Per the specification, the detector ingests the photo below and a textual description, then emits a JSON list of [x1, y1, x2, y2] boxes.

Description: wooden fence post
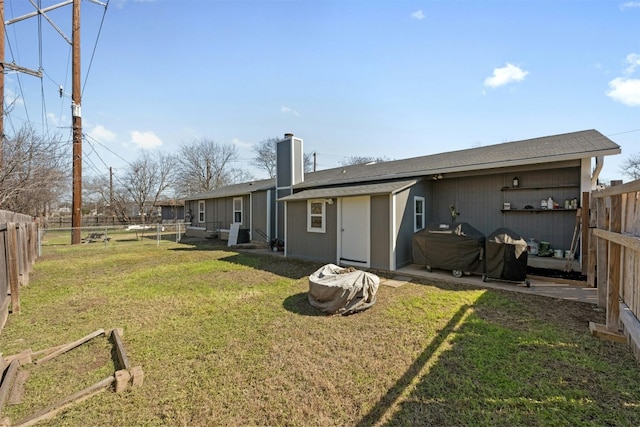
[[19, 224, 29, 287], [587, 194, 597, 288], [607, 192, 622, 331], [596, 197, 608, 308], [581, 192, 590, 275], [6, 223, 20, 315]]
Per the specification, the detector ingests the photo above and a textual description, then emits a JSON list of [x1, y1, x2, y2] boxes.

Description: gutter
[[591, 156, 604, 187]]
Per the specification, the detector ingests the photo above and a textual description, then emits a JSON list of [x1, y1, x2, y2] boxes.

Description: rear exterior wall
[[250, 190, 270, 242], [395, 180, 433, 269], [285, 200, 338, 263], [431, 166, 582, 251]]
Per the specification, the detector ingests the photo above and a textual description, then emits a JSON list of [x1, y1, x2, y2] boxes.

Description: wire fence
[[39, 223, 189, 255]]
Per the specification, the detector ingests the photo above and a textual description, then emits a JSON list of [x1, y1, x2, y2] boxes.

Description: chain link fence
[[39, 223, 189, 255]]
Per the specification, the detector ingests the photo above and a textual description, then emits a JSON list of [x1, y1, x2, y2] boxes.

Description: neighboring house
[[184, 179, 276, 239], [186, 130, 620, 272], [154, 199, 185, 222]]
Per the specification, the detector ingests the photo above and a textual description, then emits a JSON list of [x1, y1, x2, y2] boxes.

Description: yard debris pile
[[308, 264, 379, 316], [81, 233, 110, 243], [0, 328, 142, 426]]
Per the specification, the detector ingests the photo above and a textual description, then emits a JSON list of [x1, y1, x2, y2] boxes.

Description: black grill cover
[[485, 227, 528, 282], [412, 222, 485, 274]]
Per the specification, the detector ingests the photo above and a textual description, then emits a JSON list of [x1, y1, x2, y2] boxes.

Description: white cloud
[[606, 77, 640, 106], [46, 112, 63, 127], [606, 53, 640, 106], [110, 0, 156, 10], [624, 53, 640, 74], [411, 10, 425, 20], [89, 124, 117, 143], [281, 106, 300, 117], [130, 130, 162, 150], [484, 63, 529, 88], [4, 88, 23, 107], [620, 1, 640, 10]]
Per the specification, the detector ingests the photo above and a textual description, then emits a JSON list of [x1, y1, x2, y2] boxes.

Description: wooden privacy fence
[[590, 179, 640, 361], [0, 210, 39, 334]]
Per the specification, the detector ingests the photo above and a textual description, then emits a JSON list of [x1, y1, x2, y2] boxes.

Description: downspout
[[591, 156, 604, 188]]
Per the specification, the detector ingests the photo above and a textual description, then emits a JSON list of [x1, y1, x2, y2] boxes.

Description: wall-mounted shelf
[[501, 208, 579, 213], [501, 184, 579, 192]]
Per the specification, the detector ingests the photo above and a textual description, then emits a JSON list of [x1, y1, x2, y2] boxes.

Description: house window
[[233, 197, 243, 224], [198, 200, 205, 223], [307, 199, 325, 233], [414, 196, 425, 232]]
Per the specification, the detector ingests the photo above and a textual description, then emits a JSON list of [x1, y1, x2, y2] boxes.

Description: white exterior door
[[339, 196, 370, 267]]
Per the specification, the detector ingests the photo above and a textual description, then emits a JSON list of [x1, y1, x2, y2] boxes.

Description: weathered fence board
[[591, 181, 640, 362], [0, 210, 40, 335]]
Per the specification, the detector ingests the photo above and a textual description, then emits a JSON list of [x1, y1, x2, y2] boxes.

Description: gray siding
[[250, 191, 269, 241], [393, 180, 433, 269], [370, 195, 390, 270], [276, 189, 290, 240], [394, 188, 414, 269], [285, 200, 338, 263], [276, 141, 292, 188], [430, 166, 581, 251], [185, 195, 252, 231]]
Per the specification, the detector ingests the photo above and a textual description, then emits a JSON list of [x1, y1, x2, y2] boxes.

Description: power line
[[82, 0, 109, 96], [83, 132, 133, 167], [607, 129, 640, 137]]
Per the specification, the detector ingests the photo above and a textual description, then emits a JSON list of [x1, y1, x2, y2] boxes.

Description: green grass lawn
[[1, 237, 639, 426]]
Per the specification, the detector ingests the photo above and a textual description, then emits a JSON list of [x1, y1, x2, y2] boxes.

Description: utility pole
[[71, 0, 82, 244], [0, 0, 5, 167], [2, 1, 104, 234]]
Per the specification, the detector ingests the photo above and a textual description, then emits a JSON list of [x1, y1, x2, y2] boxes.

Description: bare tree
[[252, 138, 278, 178], [0, 125, 68, 216], [252, 137, 314, 177], [175, 139, 251, 195], [123, 151, 173, 224], [340, 155, 391, 166], [84, 174, 133, 223], [303, 153, 313, 173], [620, 153, 640, 181]]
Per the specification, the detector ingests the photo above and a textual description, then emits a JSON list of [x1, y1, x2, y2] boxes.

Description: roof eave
[[296, 148, 621, 190]]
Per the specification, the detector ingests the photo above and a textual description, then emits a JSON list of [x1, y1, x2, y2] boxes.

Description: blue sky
[[3, 0, 639, 185]]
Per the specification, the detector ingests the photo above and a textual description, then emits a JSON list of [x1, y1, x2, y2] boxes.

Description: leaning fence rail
[[0, 210, 39, 334], [590, 179, 640, 361]]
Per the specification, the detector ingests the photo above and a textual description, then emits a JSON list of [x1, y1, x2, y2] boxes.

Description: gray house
[[186, 130, 620, 272], [154, 199, 185, 222], [184, 178, 276, 240]]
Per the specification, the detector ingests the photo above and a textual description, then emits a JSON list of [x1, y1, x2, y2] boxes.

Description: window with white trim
[[307, 199, 326, 233], [198, 200, 205, 223], [233, 197, 243, 224], [414, 196, 425, 232]]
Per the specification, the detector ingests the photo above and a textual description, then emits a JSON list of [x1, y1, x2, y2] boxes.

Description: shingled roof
[[184, 178, 274, 201], [186, 130, 620, 201], [297, 129, 620, 189]]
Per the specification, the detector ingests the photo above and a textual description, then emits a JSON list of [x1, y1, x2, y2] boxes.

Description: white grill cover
[[308, 264, 379, 315]]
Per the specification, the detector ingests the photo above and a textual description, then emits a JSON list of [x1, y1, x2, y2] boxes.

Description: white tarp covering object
[[308, 264, 380, 315]]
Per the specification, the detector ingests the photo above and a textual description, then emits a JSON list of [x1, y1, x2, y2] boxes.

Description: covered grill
[[482, 227, 529, 286], [412, 222, 485, 278]]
